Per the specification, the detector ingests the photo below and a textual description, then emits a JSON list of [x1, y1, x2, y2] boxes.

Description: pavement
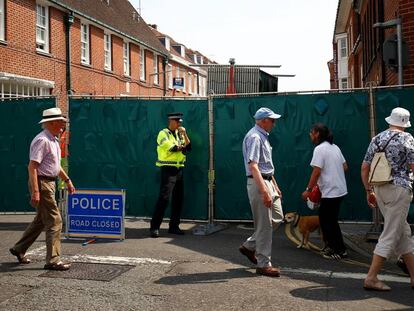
[[0, 214, 413, 311]]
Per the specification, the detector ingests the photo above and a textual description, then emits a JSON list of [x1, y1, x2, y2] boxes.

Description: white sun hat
[[385, 107, 411, 128], [39, 107, 67, 124]]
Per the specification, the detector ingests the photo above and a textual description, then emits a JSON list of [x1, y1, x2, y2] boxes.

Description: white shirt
[[310, 141, 347, 198]]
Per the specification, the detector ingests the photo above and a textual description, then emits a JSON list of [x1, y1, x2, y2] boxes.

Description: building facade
[[332, 0, 414, 89], [150, 25, 211, 97], [0, 0, 177, 110]]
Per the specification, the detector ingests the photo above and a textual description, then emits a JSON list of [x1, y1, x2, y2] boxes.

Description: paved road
[[0, 215, 413, 311]]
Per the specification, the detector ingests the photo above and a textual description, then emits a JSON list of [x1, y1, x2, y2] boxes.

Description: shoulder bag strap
[[378, 132, 400, 152]]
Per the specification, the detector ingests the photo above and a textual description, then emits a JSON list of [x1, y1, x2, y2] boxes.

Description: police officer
[[150, 113, 191, 238]]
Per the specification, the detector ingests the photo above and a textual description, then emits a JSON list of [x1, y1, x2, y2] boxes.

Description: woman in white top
[[302, 123, 348, 259]]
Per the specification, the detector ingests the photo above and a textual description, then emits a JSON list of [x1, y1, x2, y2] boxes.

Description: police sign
[[66, 189, 126, 240]]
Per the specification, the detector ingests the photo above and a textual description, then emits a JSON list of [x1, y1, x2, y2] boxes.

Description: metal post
[[192, 94, 227, 235], [396, 22, 403, 86], [365, 83, 382, 242]]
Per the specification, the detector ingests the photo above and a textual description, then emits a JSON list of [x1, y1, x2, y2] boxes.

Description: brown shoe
[[44, 261, 71, 271], [256, 266, 280, 277], [9, 248, 31, 264], [239, 245, 257, 265]]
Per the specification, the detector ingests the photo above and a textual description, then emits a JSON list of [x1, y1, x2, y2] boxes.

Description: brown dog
[[284, 212, 324, 249]]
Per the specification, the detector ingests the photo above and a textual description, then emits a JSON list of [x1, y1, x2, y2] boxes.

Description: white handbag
[[368, 133, 399, 185]]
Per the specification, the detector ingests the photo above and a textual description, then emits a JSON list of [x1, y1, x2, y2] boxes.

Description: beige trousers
[[374, 183, 414, 259], [243, 179, 284, 268], [13, 179, 62, 264]]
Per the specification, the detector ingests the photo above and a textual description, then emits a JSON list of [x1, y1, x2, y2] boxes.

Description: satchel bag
[[368, 133, 399, 185]]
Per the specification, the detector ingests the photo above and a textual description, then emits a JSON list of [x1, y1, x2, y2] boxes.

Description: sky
[[130, 0, 339, 92]]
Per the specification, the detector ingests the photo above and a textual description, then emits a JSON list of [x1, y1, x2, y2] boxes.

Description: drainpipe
[[162, 58, 168, 96], [65, 12, 74, 95]]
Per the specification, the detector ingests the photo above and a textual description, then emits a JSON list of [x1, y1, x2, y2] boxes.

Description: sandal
[[363, 280, 391, 291], [9, 248, 31, 264], [44, 261, 71, 271]]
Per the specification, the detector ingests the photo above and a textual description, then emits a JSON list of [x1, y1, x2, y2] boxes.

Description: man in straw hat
[[361, 107, 414, 291], [9, 107, 75, 270]]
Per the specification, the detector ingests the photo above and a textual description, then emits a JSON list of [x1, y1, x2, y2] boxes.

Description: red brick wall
[[383, 0, 399, 85], [0, 0, 173, 112], [400, 0, 414, 83]]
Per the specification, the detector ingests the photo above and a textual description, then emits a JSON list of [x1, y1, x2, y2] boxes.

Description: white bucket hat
[[385, 107, 411, 128], [39, 107, 67, 124]]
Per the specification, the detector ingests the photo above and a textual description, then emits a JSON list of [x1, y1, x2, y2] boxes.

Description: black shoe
[[397, 258, 409, 275], [168, 227, 185, 235], [322, 247, 347, 260], [150, 229, 160, 238]]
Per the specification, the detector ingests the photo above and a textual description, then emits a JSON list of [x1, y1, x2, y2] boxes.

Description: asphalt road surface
[[0, 215, 413, 311]]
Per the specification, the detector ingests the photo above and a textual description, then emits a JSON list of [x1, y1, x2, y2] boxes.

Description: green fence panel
[[0, 98, 56, 212], [375, 86, 414, 222], [214, 92, 371, 221], [69, 98, 209, 219]]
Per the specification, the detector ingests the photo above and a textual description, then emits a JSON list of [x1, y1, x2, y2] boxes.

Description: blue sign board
[[173, 77, 184, 89], [66, 189, 126, 240]]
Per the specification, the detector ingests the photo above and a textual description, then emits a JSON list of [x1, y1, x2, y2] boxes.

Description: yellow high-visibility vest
[[156, 129, 186, 167]]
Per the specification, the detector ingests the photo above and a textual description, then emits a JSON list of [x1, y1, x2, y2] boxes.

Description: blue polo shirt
[[242, 124, 274, 176]]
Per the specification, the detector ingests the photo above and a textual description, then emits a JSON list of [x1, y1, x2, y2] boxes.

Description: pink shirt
[[30, 129, 61, 177]]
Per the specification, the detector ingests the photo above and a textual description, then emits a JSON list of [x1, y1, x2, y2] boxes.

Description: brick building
[[0, 0, 213, 111], [331, 0, 414, 89], [149, 25, 212, 97]]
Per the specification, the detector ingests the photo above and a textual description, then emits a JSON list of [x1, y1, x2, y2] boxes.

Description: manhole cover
[[39, 262, 135, 282]]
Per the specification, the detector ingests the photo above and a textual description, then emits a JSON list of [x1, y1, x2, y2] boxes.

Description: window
[[140, 48, 145, 80], [104, 33, 111, 70], [0, 0, 5, 41], [341, 78, 348, 89], [188, 73, 192, 94], [168, 64, 173, 89], [80, 23, 90, 64], [340, 38, 347, 58], [36, 4, 49, 52], [123, 42, 130, 76], [153, 53, 159, 84]]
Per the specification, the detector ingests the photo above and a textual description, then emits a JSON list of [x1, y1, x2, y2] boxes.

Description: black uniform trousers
[[150, 166, 184, 230], [318, 196, 347, 254]]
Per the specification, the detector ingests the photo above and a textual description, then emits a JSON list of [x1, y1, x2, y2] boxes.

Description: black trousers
[[150, 166, 184, 230], [318, 196, 346, 253]]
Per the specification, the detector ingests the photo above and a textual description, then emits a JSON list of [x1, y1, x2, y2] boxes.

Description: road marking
[[66, 254, 172, 265], [26, 246, 171, 265], [26, 246, 46, 256], [282, 267, 410, 284]]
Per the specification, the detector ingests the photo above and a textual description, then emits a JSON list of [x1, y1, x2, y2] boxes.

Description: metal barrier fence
[[2, 87, 414, 228], [65, 85, 414, 224]]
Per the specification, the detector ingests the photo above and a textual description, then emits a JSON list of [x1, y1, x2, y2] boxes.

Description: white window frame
[[0, 0, 5, 41], [140, 47, 146, 81], [36, 4, 49, 53], [168, 64, 173, 89], [104, 33, 112, 71], [340, 38, 347, 58], [153, 53, 159, 85], [80, 23, 90, 64], [188, 72, 192, 94], [123, 42, 130, 76], [182, 69, 186, 93]]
